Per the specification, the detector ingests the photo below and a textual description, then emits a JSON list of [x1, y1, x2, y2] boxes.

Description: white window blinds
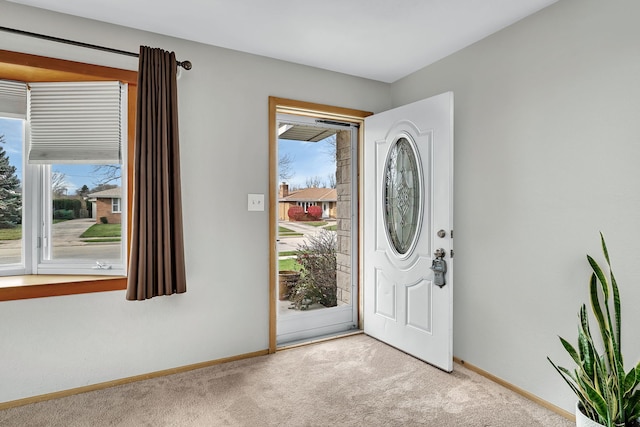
[[0, 79, 27, 117], [28, 81, 126, 164]]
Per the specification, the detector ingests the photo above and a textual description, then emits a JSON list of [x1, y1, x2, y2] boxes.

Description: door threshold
[[277, 329, 363, 351]]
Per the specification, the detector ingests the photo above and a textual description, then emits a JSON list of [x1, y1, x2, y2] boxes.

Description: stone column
[[335, 130, 352, 305]]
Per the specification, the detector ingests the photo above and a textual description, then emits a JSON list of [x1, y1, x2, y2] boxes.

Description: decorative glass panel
[[384, 136, 421, 255]]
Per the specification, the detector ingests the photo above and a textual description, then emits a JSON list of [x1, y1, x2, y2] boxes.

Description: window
[[0, 50, 137, 301], [112, 198, 121, 213], [0, 79, 127, 276], [297, 201, 316, 213]]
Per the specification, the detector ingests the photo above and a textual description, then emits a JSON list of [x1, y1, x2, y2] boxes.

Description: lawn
[[279, 226, 303, 237], [306, 221, 328, 227], [279, 250, 298, 257], [279, 257, 301, 271], [81, 224, 122, 238], [0, 226, 21, 240], [324, 225, 337, 231]]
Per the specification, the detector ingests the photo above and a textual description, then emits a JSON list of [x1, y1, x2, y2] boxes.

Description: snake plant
[[548, 234, 640, 427]]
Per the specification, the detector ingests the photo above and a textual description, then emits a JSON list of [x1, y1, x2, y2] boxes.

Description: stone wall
[[335, 130, 352, 305]]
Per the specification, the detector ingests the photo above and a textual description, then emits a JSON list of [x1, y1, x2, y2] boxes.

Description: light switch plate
[[248, 194, 264, 211]]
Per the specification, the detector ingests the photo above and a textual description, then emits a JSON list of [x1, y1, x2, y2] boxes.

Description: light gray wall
[[0, 1, 390, 403], [392, 0, 640, 412]]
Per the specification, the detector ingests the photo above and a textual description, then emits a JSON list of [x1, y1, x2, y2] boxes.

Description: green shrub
[[53, 209, 74, 220], [100, 216, 108, 224], [53, 199, 81, 218], [289, 229, 337, 310]]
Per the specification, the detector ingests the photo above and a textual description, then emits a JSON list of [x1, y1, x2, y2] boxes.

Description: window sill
[[0, 275, 127, 301]]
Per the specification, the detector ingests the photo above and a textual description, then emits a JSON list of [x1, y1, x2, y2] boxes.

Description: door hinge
[[450, 249, 455, 258]]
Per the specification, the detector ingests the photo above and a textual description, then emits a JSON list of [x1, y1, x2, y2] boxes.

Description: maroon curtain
[[126, 46, 186, 300]]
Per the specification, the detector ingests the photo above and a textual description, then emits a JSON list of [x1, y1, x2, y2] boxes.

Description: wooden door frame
[[268, 97, 372, 353]]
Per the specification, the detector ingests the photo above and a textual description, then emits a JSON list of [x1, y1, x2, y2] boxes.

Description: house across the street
[[86, 187, 122, 224], [278, 182, 336, 220]]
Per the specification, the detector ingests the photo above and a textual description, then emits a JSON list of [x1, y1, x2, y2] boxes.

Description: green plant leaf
[[600, 232, 610, 266], [559, 336, 580, 365], [583, 379, 609, 422], [589, 273, 608, 336], [588, 254, 609, 301], [611, 269, 622, 353], [578, 305, 599, 379], [550, 235, 639, 427], [548, 357, 585, 400], [589, 272, 616, 371], [626, 390, 640, 421], [625, 366, 639, 397]]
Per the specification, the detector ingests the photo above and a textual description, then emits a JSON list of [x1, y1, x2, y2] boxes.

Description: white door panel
[[364, 92, 453, 371]]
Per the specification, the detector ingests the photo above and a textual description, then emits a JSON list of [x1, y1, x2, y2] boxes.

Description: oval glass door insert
[[384, 135, 422, 256]]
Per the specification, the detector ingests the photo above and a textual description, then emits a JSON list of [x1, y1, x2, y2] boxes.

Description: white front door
[[363, 92, 454, 371]]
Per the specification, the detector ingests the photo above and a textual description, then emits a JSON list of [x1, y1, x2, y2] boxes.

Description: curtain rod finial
[[179, 60, 192, 71]]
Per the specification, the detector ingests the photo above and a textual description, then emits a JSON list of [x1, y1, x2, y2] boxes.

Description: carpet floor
[[0, 334, 573, 426]]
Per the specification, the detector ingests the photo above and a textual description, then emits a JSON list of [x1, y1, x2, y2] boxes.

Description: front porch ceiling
[[278, 124, 337, 142]]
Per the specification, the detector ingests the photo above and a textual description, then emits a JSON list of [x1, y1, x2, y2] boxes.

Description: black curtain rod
[[0, 26, 193, 70]]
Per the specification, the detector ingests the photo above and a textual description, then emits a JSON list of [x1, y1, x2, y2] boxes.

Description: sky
[[0, 117, 118, 195], [278, 136, 336, 188]]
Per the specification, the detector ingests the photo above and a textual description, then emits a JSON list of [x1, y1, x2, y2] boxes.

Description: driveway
[[52, 218, 95, 245]]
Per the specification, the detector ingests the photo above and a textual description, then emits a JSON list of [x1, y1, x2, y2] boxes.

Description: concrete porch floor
[[278, 298, 348, 316]]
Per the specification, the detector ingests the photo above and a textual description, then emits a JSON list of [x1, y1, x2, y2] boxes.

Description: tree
[[279, 153, 295, 182], [92, 165, 121, 186], [304, 176, 325, 188], [0, 135, 22, 229], [51, 171, 69, 197], [76, 184, 90, 198], [323, 134, 337, 160], [327, 173, 336, 189]]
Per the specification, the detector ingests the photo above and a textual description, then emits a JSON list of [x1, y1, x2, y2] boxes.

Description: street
[[277, 220, 335, 252], [0, 218, 121, 264]]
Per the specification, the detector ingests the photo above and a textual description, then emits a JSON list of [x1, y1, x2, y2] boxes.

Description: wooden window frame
[[0, 49, 137, 301]]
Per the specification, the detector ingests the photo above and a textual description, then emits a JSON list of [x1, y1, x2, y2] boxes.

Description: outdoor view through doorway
[[275, 113, 358, 345]]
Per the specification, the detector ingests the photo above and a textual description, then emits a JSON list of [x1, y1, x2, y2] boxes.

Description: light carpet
[[0, 334, 572, 426]]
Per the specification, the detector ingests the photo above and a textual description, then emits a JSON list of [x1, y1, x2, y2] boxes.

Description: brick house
[[278, 183, 336, 221], [87, 187, 122, 224]]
